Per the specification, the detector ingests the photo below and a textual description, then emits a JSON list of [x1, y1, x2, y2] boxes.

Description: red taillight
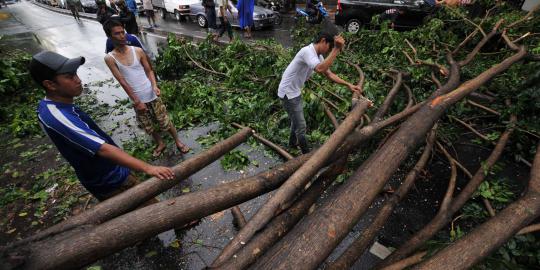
[[337, 0, 341, 12]]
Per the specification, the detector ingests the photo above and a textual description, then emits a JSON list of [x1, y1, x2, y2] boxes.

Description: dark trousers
[[68, 5, 80, 20], [282, 95, 309, 153], [217, 16, 233, 39], [206, 7, 217, 30]]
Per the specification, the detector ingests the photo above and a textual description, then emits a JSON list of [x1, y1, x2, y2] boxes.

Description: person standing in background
[[142, 0, 158, 28], [202, 0, 217, 36], [67, 0, 81, 21], [237, 0, 254, 38], [117, 0, 139, 34], [214, 0, 233, 42]]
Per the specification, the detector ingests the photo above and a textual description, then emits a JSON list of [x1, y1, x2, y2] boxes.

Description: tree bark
[[211, 98, 371, 266], [216, 158, 347, 270], [379, 113, 517, 267], [250, 46, 527, 270], [326, 128, 436, 270], [6, 127, 254, 249], [413, 145, 540, 270], [10, 153, 311, 270], [231, 206, 247, 229]]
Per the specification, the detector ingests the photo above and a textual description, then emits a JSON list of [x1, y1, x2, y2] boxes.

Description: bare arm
[[314, 48, 340, 74], [138, 47, 158, 90], [97, 143, 175, 180]]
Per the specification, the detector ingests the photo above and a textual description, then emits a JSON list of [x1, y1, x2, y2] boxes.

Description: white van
[[152, 0, 199, 21]]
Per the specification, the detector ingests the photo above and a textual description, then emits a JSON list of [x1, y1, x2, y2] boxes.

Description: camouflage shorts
[[135, 97, 173, 134]]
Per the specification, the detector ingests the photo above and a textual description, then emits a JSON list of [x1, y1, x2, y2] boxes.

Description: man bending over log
[[31, 51, 175, 201], [277, 32, 361, 153]]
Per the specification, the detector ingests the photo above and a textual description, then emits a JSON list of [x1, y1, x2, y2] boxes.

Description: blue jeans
[[282, 95, 309, 152]]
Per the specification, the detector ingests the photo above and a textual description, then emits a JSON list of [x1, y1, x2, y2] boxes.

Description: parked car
[[334, 0, 436, 33], [47, 0, 59, 6], [189, 0, 277, 29], [80, 0, 98, 12], [152, 0, 199, 21]]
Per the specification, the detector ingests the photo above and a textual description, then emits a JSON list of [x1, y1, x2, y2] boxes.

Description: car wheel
[[197, 14, 207, 28], [346, 19, 361, 34], [160, 8, 167, 19], [175, 10, 182, 21], [274, 13, 282, 25]]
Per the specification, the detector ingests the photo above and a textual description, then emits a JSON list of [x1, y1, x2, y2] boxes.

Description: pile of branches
[[2, 2, 540, 269]]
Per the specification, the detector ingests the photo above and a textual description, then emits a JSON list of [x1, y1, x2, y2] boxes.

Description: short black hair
[[314, 32, 334, 48], [103, 19, 124, 37]]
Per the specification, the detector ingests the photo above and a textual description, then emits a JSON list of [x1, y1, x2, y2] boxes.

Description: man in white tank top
[[103, 20, 190, 157]]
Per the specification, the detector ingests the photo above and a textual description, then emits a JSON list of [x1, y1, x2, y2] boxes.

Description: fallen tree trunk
[[216, 158, 347, 270], [250, 41, 526, 270], [9, 154, 311, 270], [413, 144, 540, 270], [212, 98, 372, 266], [326, 127, 436, 270], [379, 113, 517, 267], [6, 127, 254, 249]]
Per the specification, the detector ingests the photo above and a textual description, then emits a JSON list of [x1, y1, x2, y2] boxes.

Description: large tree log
[[413, 144, 540, 270], [9, 153, 311, 270], [326, 128, 436, 270], [379, 113, 517, 267], [216, 158, 347, 270], [250, 43, 527, 270], [6, 128, 254, 249], [211, 98, 372, 266]]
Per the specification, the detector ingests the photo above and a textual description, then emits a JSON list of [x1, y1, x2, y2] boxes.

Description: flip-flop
[[177, 144, 190, 154], [152, 145, 166, 157]]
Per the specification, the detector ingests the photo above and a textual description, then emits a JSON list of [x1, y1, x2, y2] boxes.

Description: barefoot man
[[103, 20, 190, 157]]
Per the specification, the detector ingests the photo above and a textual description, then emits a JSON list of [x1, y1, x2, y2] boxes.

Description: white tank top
[[108, 46, 157, 104]]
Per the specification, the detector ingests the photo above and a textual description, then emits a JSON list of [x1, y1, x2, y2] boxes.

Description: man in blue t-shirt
[[30, 50, 175, 200]]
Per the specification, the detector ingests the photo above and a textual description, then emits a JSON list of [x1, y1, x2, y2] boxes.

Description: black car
[[335, 0, 436, 33]]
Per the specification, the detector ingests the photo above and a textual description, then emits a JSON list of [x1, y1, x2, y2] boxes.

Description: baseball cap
[[29, 51, 85, 85]]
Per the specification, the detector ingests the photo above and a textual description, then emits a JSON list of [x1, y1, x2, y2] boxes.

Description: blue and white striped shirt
[[37, 99, 130, 197]]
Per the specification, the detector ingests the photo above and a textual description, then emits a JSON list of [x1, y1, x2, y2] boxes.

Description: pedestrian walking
[[30, 50, 174, 201], [96, 1, 117, 25], [277, 32, 361, 153], [103, 21, 190, 157], [237, 0, 254, 38], [67, 0, 81, 21], [202, 0, 217, 35], [214, 0, 233, 42], [142, 0, 158, 28], [117, 0, 139, 34], [125, 0, 138, 16]]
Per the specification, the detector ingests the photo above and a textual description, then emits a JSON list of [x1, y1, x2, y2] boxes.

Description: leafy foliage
[[0, 51, 43, 137]]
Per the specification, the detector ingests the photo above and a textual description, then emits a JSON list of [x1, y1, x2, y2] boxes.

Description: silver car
[[189, 0, 277, 30]]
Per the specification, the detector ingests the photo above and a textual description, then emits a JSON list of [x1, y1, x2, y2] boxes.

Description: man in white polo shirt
[[277, 32, 361, 153]]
